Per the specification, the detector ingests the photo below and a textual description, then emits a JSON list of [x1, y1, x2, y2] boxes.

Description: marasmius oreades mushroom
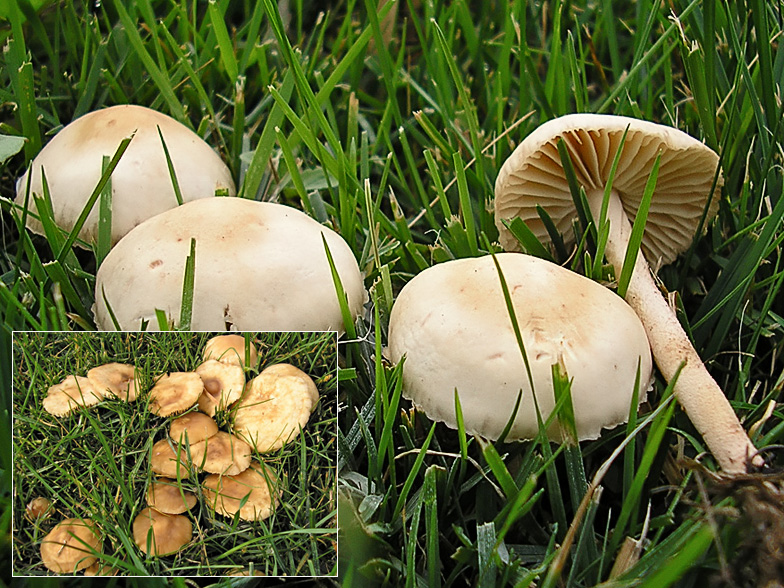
[[386, 253, 653, 441], [494, 113, 759, 473]]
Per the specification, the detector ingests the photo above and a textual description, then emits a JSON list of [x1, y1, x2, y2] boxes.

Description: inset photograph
[[12, 331, 337, 577]]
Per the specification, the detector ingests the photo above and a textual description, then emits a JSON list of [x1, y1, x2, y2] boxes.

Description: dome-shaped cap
[[15, 105, 234, 247], [40, 518, 102, 573], [387, 253, 653, 441], [494, 114, 722, 266], [203, 334, 258, 368], [132, 507, 192, 556], [87, 363, 139, 401], [146, 479, 197, 515], [203, 461, 280, 521], [169, 412, 219, 445], [93, 198, 367, 331]]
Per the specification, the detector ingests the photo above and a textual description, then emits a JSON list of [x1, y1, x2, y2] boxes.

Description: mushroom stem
[[590, 189, 759, 474]]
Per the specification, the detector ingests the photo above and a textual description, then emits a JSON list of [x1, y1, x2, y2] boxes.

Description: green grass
[[1, 0, 784, 586], [12, 331, 337, 576]]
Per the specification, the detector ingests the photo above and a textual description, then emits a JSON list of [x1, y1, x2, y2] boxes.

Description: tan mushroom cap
[[43, 375, 104, 416], [148, 372, 203, 417], [93, 198, 367, 331], [386, 253, 653, 442], [83, 561, 118, 576], [14, 104, 235, 247], [169, 412, 219, 445], [87, 363, 139, 401], [150, 439, 190, 478], [26, 497, 53, 521], [233, 364, 318, 452], [132, 507, 192, 556], [189, 431, 252, 476], [226, 569, 266, 576], [146, 479, 197, 514], [203, 461, 280, 521], [204, 334, 259, 368], [195, 360, 245, 417], [40, 518, 102, 573], [494, 114, 721, 266]]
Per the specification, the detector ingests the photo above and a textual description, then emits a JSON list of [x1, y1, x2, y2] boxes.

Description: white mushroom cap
[[494, 114, 721, 265], [387, 253, 653, 441], [15, 104, 235, 247], [93, 198, 367, 331]]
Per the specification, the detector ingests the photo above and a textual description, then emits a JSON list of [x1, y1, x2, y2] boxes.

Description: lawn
[[1, 0, 784, 586]]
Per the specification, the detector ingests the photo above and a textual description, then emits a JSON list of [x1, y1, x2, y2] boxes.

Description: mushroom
[[132, 507, 192, 556], [494, 114, 758, 473], [40, 517, 102, 573], [188, 431, 252, 476], [42, 375, 104, 416], [148, 372, 203, 417], [195, 360, 245, 417], [203, 334, 259, 368], [93, 198, 367, 331], [386, 253, 653, 441], [202, 461, 280, 521], [25, 497, 53, 521], [14, 104, 235, 247], [169, 412, 219, 445], [87, 363, 139, 401], [146, 479, 197, 515], [233, 363, 318, 452], [150, 439, 190, 479]]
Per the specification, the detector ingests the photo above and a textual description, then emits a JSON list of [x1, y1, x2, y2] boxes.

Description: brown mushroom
[[86, 363, 139, 401], [203, 461, 280, 521], [169, 412, 219, 445], [40, 518, 102, 573], [194, 360, 245, 417], [189, 431, 252, 476], [203, 334, 259, 369], [132, 507, 192, 556], [146, 479, 197, 515], [26, 497, 53, 522], [148, 372, 203, 417], [150, 439, 190, 479]]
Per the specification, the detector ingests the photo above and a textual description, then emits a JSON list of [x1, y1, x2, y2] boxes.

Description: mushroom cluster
[[31, 333, 325, 574]]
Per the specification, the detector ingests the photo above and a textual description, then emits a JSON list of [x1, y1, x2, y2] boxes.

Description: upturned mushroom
[[204, 334, 259, 369], [40, 517, 102, 573], [494, 114, 759, 473], [14, 104, 234, 247], [233, 363, 318, 452], [87, 363, 139, 401], [195, 360, 245, 417], [387, 253, 652, 441], [93, 198, 366, 331]]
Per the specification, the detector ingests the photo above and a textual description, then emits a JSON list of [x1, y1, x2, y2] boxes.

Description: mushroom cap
[[232, 363, 318, 452], [92, 198, 367, 331], [150, 439, 191, 478], [195, 360, 246, 416], [146, 479, 197, 514], [40, 517, 102, 573], [42, 375, 104, 416], [26, 497, 53, 521], [203, 334, 259, 368], [132, 507, 192, 556], [189, 431, 252, 475], [86, 362, 139, 401], [148, 372, 203, 417], [169, 412, 219, 445], [386, 253, 653, 442], [14, 104, 235, 247], [203, 461, 280, 521], [83, 561, 118, 576], [494, 114, 722, 266]]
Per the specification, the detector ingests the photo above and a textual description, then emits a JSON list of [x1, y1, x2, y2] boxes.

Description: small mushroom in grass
[[148, 372, 203, 417], [93, 198, 367, 331], [132, 507, 192, 556], [25, 497, 53, 521], [189, 431, 252, 476], [169, 412, 219, 445], [233, 364, 318, 452], [40, 518, 102, 573], [203, 461, 280, 521], [87, 363, 139, 401], [204, 334, 259, 369], [43, 375, 104, 416], [495, 113, 759, 472], [14, 104, 234, 248], [386, 254, 653, 442], [146, 479, 197, 515], [150, 439, 190, 479], [195, 360, 245, 417]]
